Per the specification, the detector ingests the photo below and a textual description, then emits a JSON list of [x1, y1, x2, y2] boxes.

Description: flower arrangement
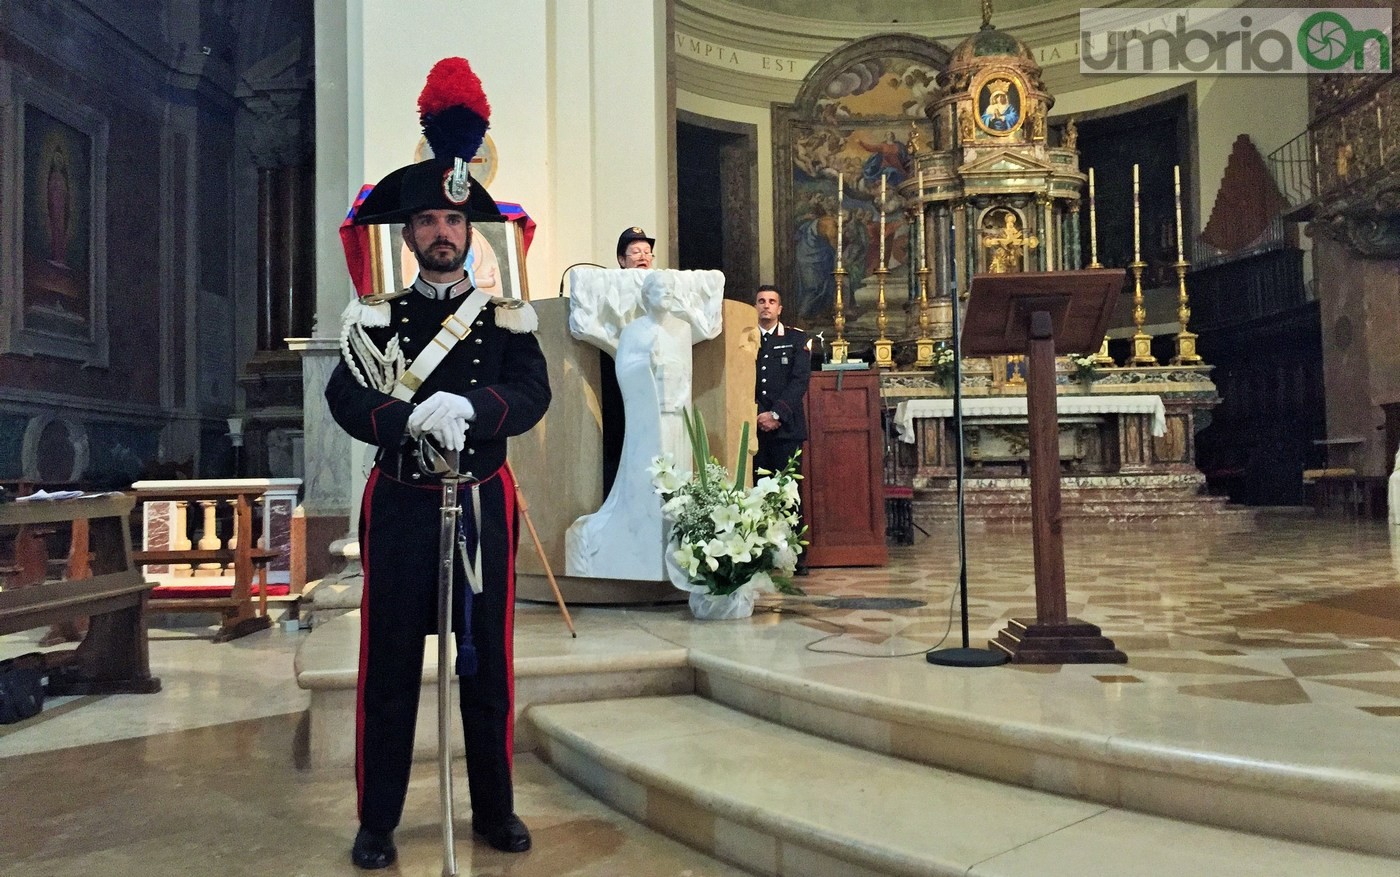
[[1072, 354, 1098, 384], [931, 342, 957, 387], [649, 408, 805, 617]]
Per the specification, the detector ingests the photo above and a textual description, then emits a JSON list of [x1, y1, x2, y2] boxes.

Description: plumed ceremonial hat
[[352, 57, 503, 225], [616, 226, 655, 258]]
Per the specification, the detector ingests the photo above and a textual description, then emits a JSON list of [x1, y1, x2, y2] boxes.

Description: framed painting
[[1, 72, 109, 364], [772, 35, 950, 356], [974, 69, 1025, 137]]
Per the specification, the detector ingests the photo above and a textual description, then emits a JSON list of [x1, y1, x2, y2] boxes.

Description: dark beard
[[410, 238, 467, 274]]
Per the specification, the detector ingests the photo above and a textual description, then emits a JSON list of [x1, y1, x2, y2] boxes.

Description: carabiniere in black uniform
[[753, 322, 812, 478], [325, 274, 550, 846]]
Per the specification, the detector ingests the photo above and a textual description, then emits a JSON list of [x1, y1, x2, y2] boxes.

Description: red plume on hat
[[418, 57, 491, 162]]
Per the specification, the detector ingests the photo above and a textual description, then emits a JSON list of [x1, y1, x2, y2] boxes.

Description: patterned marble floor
[[781, 511, 1400, 710], [1, 510, 1398, 875]]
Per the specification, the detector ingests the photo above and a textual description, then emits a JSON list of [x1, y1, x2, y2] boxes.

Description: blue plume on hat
[[418, 57, 491, 162]]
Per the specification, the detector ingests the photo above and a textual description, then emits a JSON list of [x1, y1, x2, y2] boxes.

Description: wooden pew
[[0, 494, 161, 695]]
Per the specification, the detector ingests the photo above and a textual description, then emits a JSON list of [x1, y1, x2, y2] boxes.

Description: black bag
[[0, 652, 46, 724]]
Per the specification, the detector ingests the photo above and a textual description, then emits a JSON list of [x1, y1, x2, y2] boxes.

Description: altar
[[894, 393, 1167, 480], [882, 369, 1247, 525]]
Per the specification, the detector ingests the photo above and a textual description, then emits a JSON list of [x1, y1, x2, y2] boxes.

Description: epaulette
[[341, 288, 412, 329], [491, 296, 538, 333]]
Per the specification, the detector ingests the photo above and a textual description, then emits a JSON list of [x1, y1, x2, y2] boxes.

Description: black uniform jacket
[[755, 322, 811, 443], [326, 285, 551, 479]]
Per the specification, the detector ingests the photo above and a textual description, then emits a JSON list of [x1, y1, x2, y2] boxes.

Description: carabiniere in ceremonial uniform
[[325, 55, 548, 871], [753, 321, 811, 478]]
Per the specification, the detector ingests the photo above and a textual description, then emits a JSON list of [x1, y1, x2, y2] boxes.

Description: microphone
[[557, 262, 607, 298]]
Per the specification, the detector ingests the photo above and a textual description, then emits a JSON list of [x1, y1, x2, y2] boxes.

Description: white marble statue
[[565, 268, 724, 580], [1390, 446, 1400, 528]]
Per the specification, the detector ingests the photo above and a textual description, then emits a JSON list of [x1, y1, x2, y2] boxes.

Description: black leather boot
[[472, 813, 532, 852], [351, 827, 397, 869]]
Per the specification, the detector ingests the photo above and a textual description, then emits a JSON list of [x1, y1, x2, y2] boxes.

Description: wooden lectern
[[962, 270, 1128, 664], [800, 368, 888, 568]]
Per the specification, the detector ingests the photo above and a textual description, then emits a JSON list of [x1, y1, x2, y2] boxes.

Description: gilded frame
[[972, 68, 1026, 138]]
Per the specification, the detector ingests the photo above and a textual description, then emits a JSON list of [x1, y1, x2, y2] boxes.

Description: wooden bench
[[1303, 470, 1388, 520], [0, 494, 161, 695]]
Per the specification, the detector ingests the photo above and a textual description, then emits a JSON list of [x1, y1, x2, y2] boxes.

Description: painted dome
[[949, 23, 1035, 68]]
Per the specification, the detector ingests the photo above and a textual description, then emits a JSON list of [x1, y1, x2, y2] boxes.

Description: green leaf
[[733, 420, 750, 489]]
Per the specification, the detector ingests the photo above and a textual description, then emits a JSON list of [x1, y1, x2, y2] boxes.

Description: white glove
[[408, 392, 474, 453], [429, 416, 469, 453], [408, 391, 475, 434]]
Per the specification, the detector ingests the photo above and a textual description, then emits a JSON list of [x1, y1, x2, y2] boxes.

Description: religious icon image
[[976, 74, 1022, 135], [980, 208, 1037, 274], [22, 104, 93, 335]]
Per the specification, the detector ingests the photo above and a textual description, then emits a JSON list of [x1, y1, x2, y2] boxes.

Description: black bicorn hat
[[353, 158, 502, 225], [353, 58, 502, 226], [616, 226, 655, 258]]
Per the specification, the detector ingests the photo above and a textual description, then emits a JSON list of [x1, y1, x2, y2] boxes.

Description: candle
[[1088, 168, 1099, 264], [917, 171, 926, 268], [879, 175, 887, 265], [1174, 165, 1184, 260], [1132, 164, 1141, 262], [836, 173, 844, 267]]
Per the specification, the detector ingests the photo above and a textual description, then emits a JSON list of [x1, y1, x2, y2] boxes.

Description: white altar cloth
[[895, 394, 1167, 443]]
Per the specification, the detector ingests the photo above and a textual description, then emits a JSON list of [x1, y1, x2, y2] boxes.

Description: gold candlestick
[[1127, 164, 1155, 365], [1170, 258, 1201, 365], [831, 267, 849, 364], [830, 172, 848, 364], [1128, 258, 1156, 366], [915, 172, 934, 367], [1170, 166, 1201, 365], [1086, 168, 1113, 366], [873, 178, 893, 368]]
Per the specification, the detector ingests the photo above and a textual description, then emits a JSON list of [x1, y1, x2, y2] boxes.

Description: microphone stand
[[926, 279, 1008, 668]]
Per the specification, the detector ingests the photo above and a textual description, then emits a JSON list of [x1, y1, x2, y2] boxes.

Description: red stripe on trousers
[[501, 465, 518, 767], [354, 467, 381, 822]]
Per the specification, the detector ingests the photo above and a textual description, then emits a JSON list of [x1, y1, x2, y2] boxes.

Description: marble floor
[[2, 510, 1398, 875]]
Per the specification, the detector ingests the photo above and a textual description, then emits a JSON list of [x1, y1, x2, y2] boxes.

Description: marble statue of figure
[[565, 268, 725, 581], [1390, 445, 1400, 528]]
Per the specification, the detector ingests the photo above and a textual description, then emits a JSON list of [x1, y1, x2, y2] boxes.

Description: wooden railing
[[130, 478, 302, 642]]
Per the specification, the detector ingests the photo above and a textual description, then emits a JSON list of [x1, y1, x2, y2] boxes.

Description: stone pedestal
[[287, 336, 362, 586]]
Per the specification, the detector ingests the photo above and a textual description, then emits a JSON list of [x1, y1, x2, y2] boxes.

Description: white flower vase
[[688, 588, 756, 620], [665, 541, 759, 620]]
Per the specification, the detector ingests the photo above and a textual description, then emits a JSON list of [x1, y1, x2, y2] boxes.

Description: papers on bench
[[15, 490, 88, 502]]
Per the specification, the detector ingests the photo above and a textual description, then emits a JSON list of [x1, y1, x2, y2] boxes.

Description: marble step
[[293, 608, 694, 768], [685, 652, 1399, 859], [529, 694, 1395, 877]]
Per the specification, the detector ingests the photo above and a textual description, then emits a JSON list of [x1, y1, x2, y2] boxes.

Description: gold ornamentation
[[981, 210, 1038, 274], [908, 122, 928, 156]]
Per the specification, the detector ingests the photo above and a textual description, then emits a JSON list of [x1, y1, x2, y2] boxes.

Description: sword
[[418, 436, 463, 877]]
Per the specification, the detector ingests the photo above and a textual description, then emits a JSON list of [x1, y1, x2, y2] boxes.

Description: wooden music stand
[[962, 270, 1129, 664]]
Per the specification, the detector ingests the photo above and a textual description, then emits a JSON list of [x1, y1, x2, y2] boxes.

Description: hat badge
[[442, 160, 471, 205]]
